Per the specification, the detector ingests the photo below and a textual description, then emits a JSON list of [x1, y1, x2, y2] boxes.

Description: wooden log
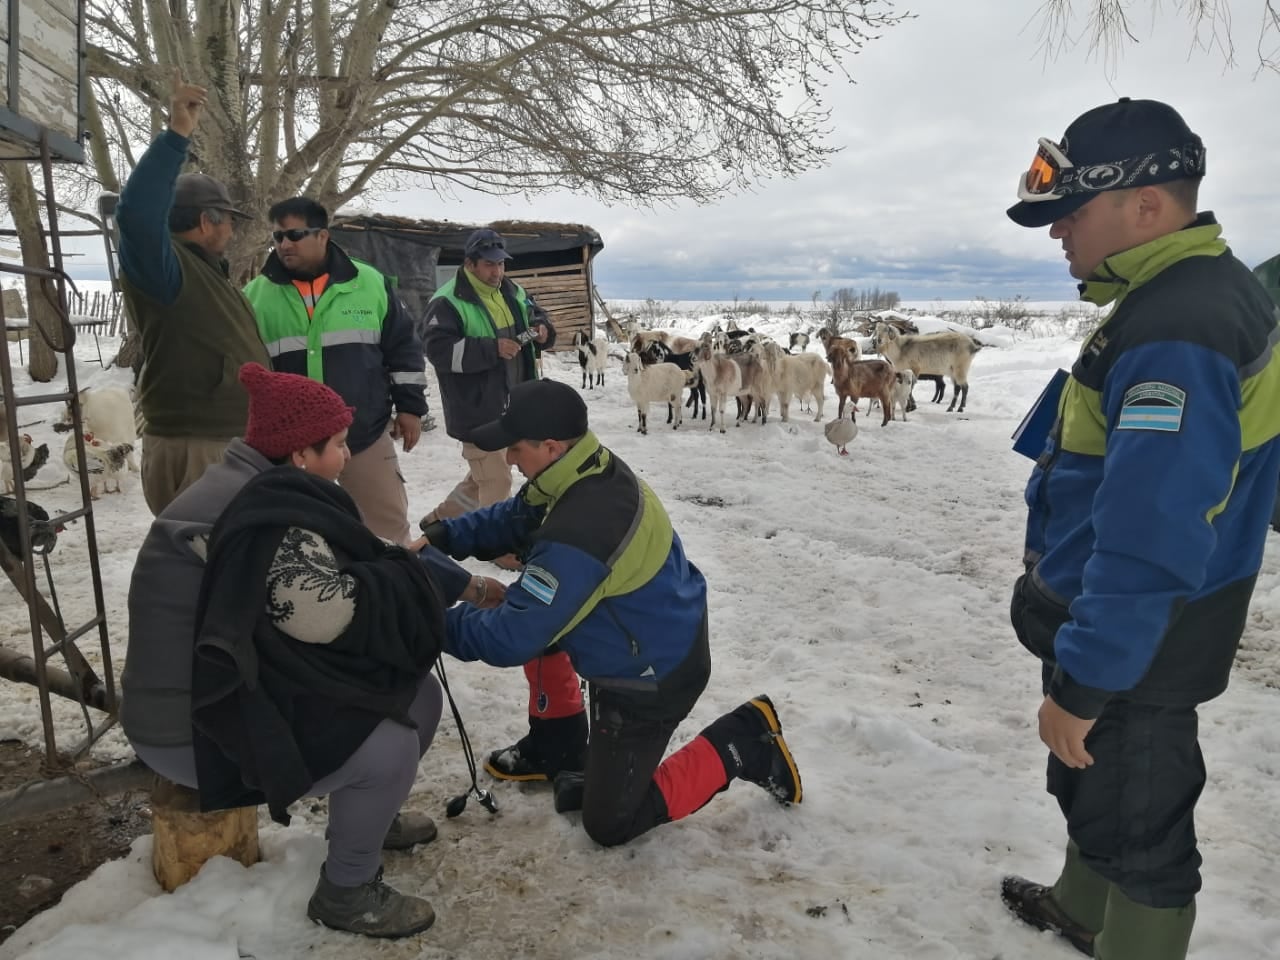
[[150, 776, 259, 892]]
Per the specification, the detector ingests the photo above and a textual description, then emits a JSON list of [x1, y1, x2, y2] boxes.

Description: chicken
[[823, 413, 858, 456], [63, 433, 135, 498], [0, 493, 59, 557], [1, 433, 36, 493]]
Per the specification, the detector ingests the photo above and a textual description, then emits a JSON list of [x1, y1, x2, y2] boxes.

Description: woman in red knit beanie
[[124, 363, 504, 941]]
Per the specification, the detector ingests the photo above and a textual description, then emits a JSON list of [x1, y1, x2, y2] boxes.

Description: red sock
[[653, 735, 730, 821], [524, 651, 584, 719]]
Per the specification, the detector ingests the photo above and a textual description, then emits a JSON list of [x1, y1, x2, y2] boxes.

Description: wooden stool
[[150, 776, 260, 892]]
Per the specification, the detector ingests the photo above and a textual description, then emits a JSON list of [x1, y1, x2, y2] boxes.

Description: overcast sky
[[377, 0, 1280, 303]]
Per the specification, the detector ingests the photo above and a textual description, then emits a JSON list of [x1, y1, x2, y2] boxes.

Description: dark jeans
[[1045, 682, 1205, 909], [579, 685, 695, 847]]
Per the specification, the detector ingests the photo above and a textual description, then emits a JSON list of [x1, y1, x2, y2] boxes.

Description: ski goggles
[[1016, 137, 1206, 203]]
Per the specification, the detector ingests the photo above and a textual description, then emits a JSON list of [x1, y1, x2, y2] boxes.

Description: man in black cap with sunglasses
[[117, 71, 270, 515], [420, 228, 554, 570], [1002, 98, 1280, 960], [244, 197, 428, 544]]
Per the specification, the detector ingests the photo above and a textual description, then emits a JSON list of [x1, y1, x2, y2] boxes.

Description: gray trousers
[[132, 673, 444, 886]]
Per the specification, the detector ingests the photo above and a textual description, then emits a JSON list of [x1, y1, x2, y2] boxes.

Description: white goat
[[571, 330, 608, 389], [624, 352, 687, 435], [694, 342, 743, 433], [890, 369, 917, 421], [872, 324, 983, 413], [777, 352, 830, 422]]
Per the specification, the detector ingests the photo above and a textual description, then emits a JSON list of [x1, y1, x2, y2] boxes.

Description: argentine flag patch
[[1116, 381, 1186, 433], [520, 564, 559, 605]]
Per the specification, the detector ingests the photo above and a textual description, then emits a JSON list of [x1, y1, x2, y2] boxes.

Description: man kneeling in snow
[[418, 378, 802, 846]]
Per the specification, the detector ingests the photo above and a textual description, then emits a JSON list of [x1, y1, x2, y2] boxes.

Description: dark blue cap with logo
[[465, 227, 514, 262], [1007, 98, 1205, 228], [471, 379, 589, 451]]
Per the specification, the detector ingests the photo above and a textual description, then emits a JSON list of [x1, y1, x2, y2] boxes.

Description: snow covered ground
[[1, 316, 1277, 960]]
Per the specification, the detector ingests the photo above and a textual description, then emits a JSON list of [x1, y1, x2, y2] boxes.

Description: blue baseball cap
[[465, 228, 514, 262]]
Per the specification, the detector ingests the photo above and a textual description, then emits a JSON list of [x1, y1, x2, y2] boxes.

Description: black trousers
[[1045, 670, 1206, 909], [579, 682, 703, 848]]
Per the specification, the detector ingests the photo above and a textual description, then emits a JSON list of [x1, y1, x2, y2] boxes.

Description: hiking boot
[[382, 811, 438, 851], [306, 865, 436, 939], [1001, 875, 1096, 956], [484, 713, 589, 782], [701, 694, 803, 805]]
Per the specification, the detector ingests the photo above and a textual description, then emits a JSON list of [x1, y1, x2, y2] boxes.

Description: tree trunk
[[0, 163, 61, 383]]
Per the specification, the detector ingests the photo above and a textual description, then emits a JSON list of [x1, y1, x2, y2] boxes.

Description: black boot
[[485, 712, 589, 782], [1001, 875, 1096, 956], [700, 694, 803, 805], [306, 865, 435, 938]]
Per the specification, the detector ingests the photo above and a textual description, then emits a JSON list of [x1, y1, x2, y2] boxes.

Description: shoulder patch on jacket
[[520, 564, 559, 605], [1116, 381, 1186, 432]]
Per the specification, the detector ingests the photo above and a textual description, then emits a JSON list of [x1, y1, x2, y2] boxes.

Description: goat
[[872, 324, 982, 413], [817, 328, 862, 363], [624, 352, 687, 435], [630, 331, 672, 354], [694, 342, 743, 433], [640, 339, 706, 421], [776, 352, 830, 422], [890, 370, 917, 422], [728, 350, 777, 425], [917, 373, 946, 405], [571, 330, 608, 389], [787, 331, 811, 354], [828, 345, 895, 426]]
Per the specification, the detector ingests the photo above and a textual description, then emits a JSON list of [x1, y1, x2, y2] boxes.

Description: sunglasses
[[272, 227, 323, 243], [1017, 137, 1207, 203]]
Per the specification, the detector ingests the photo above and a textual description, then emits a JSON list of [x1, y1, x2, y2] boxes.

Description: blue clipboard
[[1012, 369, 1068, 460]]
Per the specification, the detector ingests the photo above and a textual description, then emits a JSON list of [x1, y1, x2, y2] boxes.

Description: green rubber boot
[[1052, 840, 1111, 934], [1093, 887, 1196, 960]]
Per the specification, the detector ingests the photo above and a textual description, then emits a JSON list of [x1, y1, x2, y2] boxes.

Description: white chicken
[[0, 433, 36, 493], [823, 413, 858, 456], [63, 433, 135, 498]]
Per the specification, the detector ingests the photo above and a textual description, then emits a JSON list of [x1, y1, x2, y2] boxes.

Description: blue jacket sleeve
[[380, 279, 429, 417], [432, 495, 544, 562], [416, 545, 471, 605], [1051, 340, 1242, 717], [423, 297, 503, 375], [444, 539, 609, 666], [116, 130, 188, 305]]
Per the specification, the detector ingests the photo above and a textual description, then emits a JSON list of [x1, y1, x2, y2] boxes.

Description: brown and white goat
[[828, 345, 895, 426], [694, 342, 743, 433]]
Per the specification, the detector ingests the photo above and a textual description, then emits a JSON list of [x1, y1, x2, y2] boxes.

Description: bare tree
[[1037, 1, 1280, 73], [83, 0, 907, 279]]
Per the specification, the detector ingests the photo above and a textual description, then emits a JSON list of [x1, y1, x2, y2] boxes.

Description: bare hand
[[406, 535, 429, 552], [466, 576, 507, 608], [532, 324, 549, 344], [496, 338, 521, 360], [391, 412, 422, 453], [1038, 695, 1096, 769], [168, 68, 207, 139]]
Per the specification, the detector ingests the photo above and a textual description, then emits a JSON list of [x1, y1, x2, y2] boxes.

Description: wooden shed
[[328, 215, 604, 349], [0, 0, 86, 162]]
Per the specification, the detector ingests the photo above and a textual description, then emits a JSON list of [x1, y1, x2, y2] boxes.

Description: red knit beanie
[[238, 362, 353, 459]]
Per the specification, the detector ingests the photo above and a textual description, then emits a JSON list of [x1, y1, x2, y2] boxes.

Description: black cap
[[465, 227, 513, 262], [173, 173, 251, 220], [471, 379, 589, 451], [1007, 98, 1205, 228]]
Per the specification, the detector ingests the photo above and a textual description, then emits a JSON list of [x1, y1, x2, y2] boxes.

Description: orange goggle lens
[[1024, 145, 1061, 196]]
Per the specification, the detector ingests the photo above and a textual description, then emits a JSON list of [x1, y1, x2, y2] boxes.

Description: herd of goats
[[570, 321, 986, 441]]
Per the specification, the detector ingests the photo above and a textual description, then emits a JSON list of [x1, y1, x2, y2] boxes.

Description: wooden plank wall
[[1, 0, 81, 158], [507, 258, 594, 350]]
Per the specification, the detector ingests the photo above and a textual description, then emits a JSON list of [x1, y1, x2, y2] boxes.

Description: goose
[[824, 413, 858, 456]]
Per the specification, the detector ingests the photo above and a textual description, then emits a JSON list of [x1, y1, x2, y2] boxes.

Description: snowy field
[[1, 314, 1278, 960]]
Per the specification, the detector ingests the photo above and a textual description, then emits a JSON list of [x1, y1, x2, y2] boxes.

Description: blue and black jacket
[[427, 432, 710, 700], [1015, 214, 1280, 718]]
